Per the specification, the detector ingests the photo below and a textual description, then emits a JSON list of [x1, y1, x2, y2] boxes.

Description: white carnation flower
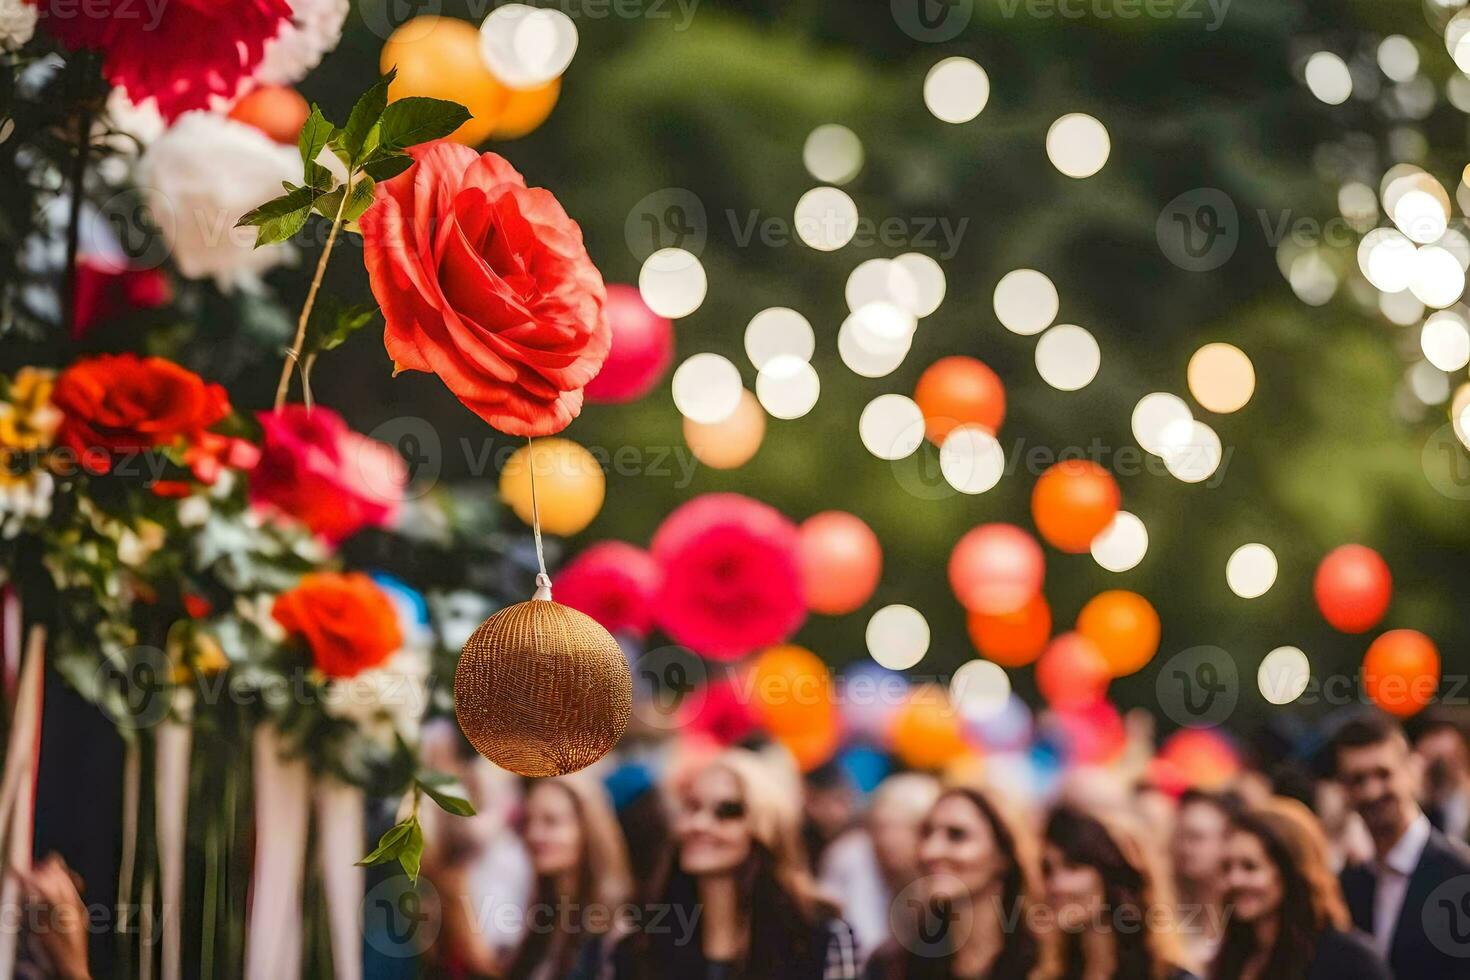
[[254, 0, 350, 86], [0, 0, 37, 52], [322, 648, 431, 747], [137, 112, 301, 291]]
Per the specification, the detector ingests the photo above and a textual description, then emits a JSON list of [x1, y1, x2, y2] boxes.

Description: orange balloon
[[776, 713, 841, 773], [966, 594, 1051, 668], [913, 356, 1006, 444], [1158, 730, 1239, 790], [798, 511, 882, 615], [381, 16, 509, 146], [889, 685, 969, 770], [1076, 590, 1160, 677], [750, 644, 832, 736], [1036, 633, 1110, 709], [499, 438, 605, 536], [1363, 629, 1440, 718], [228, 86, 309, 145], [684, 389, 765, 470], [491, 78, 562, 140], [1031, 460, 1120, 553]]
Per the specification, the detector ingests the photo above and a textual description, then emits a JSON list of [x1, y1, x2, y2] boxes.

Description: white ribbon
[[155, 690, 194, 980], [244, 724, 310, 980], [314, 778, 364, 980], [0, 626, 46, 977]]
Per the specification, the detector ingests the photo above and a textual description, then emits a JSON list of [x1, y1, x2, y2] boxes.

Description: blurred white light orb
[[1392, 189, 1449, 244], [1160, 419, 1223, 484], [1410, 361, 1451, 405], [1448, 13, 1470, 74], [671, 353, 742, 424], [794, 187, 859, 251], [1187, 343, 1256, 414], [1380, 290, 1426, 326], [993, 269, 1059, 335], [1421, 311, 1470, 371], [894, 253, 947, 317], [1259, 646, 1311, 706], [1226, 543, 1278, 599], [1360, 228, 1417, 293], [1131, 393, 1193, 455], [939, 425, 1006, 495], [1090, 511, 1148, 573], [1288, 251, 1339, 306], [1411, 246, 1466, 308], [1304, 52, 1353, 105], [1046, 114, 1110, 178], [1453, 384, 1470, 447], [1378, 36, 1421, 82], [924, 57, 990, 124], [951, 659, 1011, 723], [866, 604, 930, 670], [755, 355, 820, 420], [803, 124, 864, 185], [859, 394, 926, 460], [1035, 324, 1100, 391], [744, 307, 815, 369], [1338, 182, 1379, 228], [479, 4, 578, 90], [638, 248, 707, 318], [846, 258, 921, 314], [839, 303, 917, 378]]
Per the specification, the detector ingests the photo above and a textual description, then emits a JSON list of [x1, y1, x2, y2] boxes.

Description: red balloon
[[966, 594, 1051, 667], [1363, 629, 1439, 718], [949, 524, 1045, 615], [1314, 545, 1392, 634], [1158, 729, 1239, 790], [1031, 460, 1121, 554], [914, 356, 1006, 444], [585, 284, 674, 404], [798, 511, 883, 615], [1053, 700, 1125, 765], [1036, 632, 1110, 710], [554, 541, 662, 638]]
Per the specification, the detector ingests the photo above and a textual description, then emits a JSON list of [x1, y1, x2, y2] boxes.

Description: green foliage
[[305, 295, 377, 355], [358, 774, 474, 880]]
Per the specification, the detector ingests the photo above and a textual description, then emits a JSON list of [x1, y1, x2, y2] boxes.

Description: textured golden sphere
[[454, 596, 632, 777]]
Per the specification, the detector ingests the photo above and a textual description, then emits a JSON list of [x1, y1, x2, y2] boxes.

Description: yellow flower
[[0, 368, 61, 453], [170, 632, 230, 683]]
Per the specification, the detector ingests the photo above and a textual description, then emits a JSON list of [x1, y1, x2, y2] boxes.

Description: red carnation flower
[[555, 541, 662, 638], [35, 0, 291, 120], [273, 572, 403, 679], [51, 353, 230, 473], [360, 141, 610, 436], [651, 493, 806, 661]]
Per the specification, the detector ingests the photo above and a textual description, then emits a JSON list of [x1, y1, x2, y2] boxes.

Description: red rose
[[51, 354, 230, 472], [35, 0, 290, 120], [272, 572, 403, 679], [360, 141, 610, 436], [250, 405, 405, 545], [72, 256, 171, 340]]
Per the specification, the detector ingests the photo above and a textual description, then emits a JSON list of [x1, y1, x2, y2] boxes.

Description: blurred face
[[1337, 738, 1417, 841], [676, 766, 753, 876], [805, 784, 854, 842], [1417, 729, 1470, 798], [1222, 830, 1282, 924], [871, 803, 925, 883], [523, 783, 583, 879], [917, 794, 1008, 902], [1172, 800, 1229, 885], [1041, 843, 1105, 932]]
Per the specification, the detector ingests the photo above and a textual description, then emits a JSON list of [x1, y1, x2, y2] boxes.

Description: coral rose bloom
[[272, 572, 403, 679], [361, 141, 610, 437]]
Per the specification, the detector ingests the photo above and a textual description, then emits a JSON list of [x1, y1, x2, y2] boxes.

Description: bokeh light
[[994, 269, 1059, 335], [803, 124, 863, 185], [1131, 393, 1193, 455], [939, 425, 1006, 495], [1034, 324, 1100, 391], [745, 307, 815, 369], [846, 258, 920, 314], [479, 4, 578, 90], [683, 389, 765, 470], [1259, 646, 1311, 705], [1160, 419, 1223, 483], [755, 355, 821, 420], [859, 393, 926, 460], [951, 659, 1011, 723], [840, 303, 917, 378], [794, 186, 858, 251], [1360, 228, 1417, 293], [924, 57, 990, 124], [866, 604, 930, 670], [894, 253, 947, 317], [638, 247, 707, 318], [1090, 511, 1148, 573], [1187, 343, 1256, 414], [1421, 311, 1470, 372], [1304, 51, 1352, 105], [1378, 35, 1420, 82], [1046, 114, 1110, 178], [671, 353, 742, 424], [1410, 245, 1465, 308], [1226, 543, 1278, 599]]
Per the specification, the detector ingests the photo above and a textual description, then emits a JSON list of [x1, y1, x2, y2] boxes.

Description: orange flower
[[272, 573, 403, 679]]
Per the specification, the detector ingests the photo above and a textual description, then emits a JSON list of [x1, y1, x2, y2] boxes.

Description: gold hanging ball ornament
[[454, 575, 632, 777]]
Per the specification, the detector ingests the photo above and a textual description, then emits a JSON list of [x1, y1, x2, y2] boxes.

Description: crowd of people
[[417, 710, 1470, 980]]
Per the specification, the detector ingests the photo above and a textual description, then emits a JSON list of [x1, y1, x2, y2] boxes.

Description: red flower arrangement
[[272, 572, 403, 679], [650, 493, 806, 661], [71, 256, 170, 340], [555, 541, 662, 638], [50, 353, 230, 473], [250, 405, 405, 545], [360, 141, 610, 437], [34, 0, 291, 119]]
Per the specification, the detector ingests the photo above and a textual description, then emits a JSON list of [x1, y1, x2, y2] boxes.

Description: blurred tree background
[[293, 0, 1467, 728]]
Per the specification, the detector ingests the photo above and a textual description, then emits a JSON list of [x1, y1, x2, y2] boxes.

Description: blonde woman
[[507, 776, 635, 980], [614, 748, 859, 980]]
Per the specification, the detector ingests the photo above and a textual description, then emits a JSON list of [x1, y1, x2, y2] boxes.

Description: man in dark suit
[[1335, 713, 1470, 978], [1414, 709, 1470, 846]]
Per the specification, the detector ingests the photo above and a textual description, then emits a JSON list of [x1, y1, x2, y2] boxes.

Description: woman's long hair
[[1209, 797, 1349, 980], [1044, 805, 1185, 980], [629, 748, 840, 980], [507, 776, 634, 980], [874, 783, 1050, 980]]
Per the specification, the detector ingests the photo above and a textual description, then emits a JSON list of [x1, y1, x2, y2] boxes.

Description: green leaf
[[236, 186, 316, 247], [398, 819, 425, 882], [314, 176, 376, 222], [362, 153, 415, 183], [303, 160, 336, 192], [378, 97, 471, 152], [298, 106, 336, 169], [305, 295, 377, 355], [339, 70, 395, 163], [357, 818, 414, 868], [415, 775, 477, 817]]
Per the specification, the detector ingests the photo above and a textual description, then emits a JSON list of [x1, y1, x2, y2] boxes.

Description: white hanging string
[[526, 437, 552, 600]]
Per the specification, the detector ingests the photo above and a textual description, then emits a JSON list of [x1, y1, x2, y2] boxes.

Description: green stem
[[273, 179, 352, 411]]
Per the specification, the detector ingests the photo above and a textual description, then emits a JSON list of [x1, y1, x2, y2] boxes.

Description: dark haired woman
[[864, 784, 1051, 980], [506, 776, 634, 980], [1209, 798, 1390, 980], [613, 748, 859, 980], [1041, 805, 1197, 980]]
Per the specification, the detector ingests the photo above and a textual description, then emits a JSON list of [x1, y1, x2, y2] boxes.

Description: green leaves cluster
[[357, 773, 477, 882], [236, 69, 470, 248]]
